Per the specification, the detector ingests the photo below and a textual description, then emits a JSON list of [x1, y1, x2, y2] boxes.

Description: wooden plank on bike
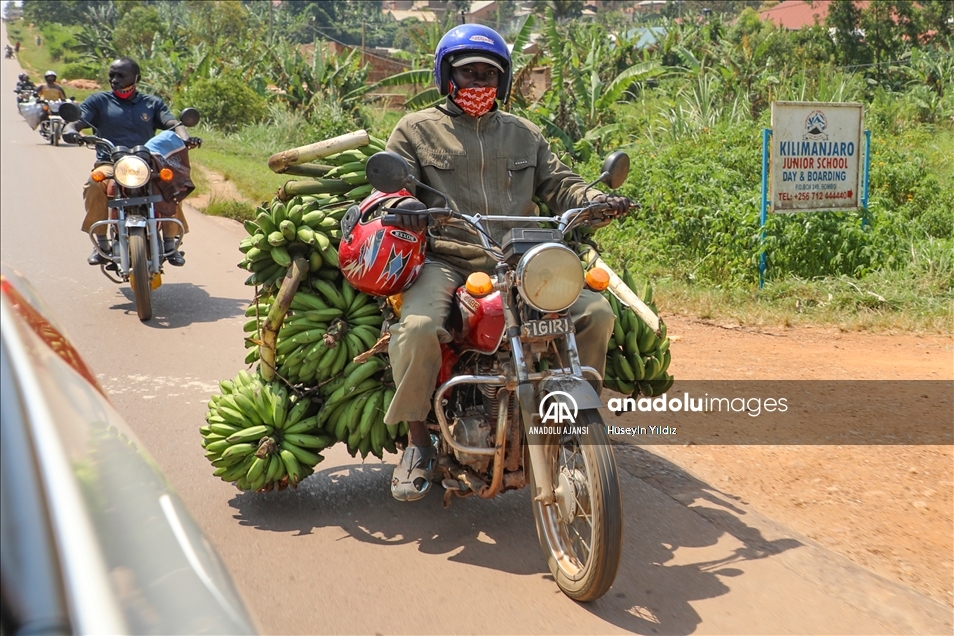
[[267, 130, 370, 174], [581, 246, 660, 333]]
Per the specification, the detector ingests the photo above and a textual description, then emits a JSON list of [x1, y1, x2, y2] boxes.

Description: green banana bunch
[[211, 134, 406, 493], [237, 194, 349, 295], [602, 271, 674, 398], [202, 370, 333, 491]]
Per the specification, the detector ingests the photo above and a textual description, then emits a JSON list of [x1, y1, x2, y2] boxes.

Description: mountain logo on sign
[[804, 110, 828, 140]]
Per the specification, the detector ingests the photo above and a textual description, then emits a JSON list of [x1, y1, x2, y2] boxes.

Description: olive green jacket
[[385, 98, 596, 272]]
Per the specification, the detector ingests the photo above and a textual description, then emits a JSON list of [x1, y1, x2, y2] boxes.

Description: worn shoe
[[163, 238, 185, 267], [390, 444, 437, 502], [87, 239, 109, 266]]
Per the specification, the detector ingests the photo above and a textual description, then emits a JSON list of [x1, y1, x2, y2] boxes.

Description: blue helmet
[[434, 24, 512, 103]]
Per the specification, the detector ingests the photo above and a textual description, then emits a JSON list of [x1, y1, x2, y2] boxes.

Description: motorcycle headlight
[[516, 243, 584, 313], [114, 155, 151, 188]]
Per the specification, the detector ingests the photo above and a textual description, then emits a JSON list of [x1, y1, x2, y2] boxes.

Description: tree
[[184, 0, 250, 51], [825, 0, 868, 68], [112, 5, 166, 55], [530, 0, 584, 22], [863, 1, 922, 77], [22, 0, 109, 26]]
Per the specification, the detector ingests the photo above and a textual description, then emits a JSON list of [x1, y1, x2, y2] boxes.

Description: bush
[[181, 77, 267, 132], [61, 62, 99, 81], [593, 120, 953, 286]]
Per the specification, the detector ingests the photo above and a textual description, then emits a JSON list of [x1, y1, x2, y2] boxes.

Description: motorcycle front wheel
[[528, 409, 623, 602], [128, 228, 153, 321], [51, 121, 60, 146]]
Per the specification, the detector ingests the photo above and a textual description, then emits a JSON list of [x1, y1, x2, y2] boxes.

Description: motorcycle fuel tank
[[454, 287, 504, 354]]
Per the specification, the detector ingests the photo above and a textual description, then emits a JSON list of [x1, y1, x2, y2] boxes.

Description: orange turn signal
[[90, 169, 108, 183], [585, 267, 610, 291], [159, 168, 174, 181], [465, 272, 494, 296], [387, 294, 403, 319]]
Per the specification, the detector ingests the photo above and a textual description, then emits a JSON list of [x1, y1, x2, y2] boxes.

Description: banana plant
[[370, 15, 538, 113], [528, 10, 662, 159]]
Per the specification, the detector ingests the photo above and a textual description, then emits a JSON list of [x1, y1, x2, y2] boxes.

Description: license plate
[[522, 317, 573, 338]]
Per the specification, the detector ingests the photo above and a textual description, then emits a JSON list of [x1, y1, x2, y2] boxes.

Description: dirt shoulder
[[641, 314, 953, 607]]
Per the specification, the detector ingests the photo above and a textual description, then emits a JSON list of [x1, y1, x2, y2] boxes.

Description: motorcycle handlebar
[[381, 199, 637, 245]]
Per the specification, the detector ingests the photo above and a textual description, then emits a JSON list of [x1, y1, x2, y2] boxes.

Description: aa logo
[[539, 391, 578, 425]]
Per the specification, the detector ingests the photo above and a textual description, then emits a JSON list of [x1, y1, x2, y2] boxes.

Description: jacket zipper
[[477, 116, 490, 220], [507, 169, 513, 203]]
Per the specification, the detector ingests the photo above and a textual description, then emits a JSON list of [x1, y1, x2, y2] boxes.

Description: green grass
[[6, 21, 98, 101], [189, 127, 289, 207], [613, 242, 953, 334]]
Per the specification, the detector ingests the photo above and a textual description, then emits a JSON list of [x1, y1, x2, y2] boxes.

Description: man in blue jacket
[[63, 57, 193, 266]]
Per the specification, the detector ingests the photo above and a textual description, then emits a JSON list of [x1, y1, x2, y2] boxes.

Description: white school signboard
[[770, 101, 864, 212]]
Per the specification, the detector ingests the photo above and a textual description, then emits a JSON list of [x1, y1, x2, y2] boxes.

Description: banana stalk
[[279, 163, 335, 178], [267, 130, 370, 174], [581, 246, 660, 333], [276, 179, 352, 202], [260, 257, 309, 381]]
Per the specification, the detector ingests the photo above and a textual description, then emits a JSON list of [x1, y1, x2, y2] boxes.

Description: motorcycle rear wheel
[[128, 228, 153, 321], [528, 409, 623, 602]]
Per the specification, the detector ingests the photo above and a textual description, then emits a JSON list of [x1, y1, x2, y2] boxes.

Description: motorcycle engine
[[449, 413, 492, 473]]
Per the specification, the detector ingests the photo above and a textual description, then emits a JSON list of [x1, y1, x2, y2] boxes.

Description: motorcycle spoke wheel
[[128, 228, 153, 321], [529, 410, 622, 602]]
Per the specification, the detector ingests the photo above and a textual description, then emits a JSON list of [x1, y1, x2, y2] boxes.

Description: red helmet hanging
[[338, 189, 426, 297]]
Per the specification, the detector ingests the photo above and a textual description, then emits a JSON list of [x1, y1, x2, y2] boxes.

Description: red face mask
[[453, 86, 497, 118], [113, 84, 136, 99]]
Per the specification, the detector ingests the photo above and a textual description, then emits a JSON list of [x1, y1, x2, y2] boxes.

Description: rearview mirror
[[365, 151, 411, 193], [179, 108, 200, 127], [600, 151, 630, 190], [58, 101, 81, 122]]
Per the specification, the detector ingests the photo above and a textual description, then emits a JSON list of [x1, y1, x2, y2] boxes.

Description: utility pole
[[361, 20, 366, 66]]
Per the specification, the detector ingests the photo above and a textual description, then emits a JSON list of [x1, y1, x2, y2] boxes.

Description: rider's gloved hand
[[62, 131, 81, 145], [392, 198, 428, 232], [593, 193, 635, 218], [186, 136, 202, 148]]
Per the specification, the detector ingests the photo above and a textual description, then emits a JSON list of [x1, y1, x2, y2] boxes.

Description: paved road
[[2, 41, 949, 635]]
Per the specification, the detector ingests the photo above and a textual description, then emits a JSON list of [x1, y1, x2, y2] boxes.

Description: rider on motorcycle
[[15, 73, 35, 100], [35, 71, 67, 101], [358, 25, 632, 502], [62, 57, 195, 266]]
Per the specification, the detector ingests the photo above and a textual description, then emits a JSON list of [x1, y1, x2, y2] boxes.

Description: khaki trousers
[[81, 168, 189, 237], [384, 260, 615, 424]]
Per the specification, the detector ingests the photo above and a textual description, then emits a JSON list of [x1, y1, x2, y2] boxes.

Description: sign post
[[759, 102, 869, 286]]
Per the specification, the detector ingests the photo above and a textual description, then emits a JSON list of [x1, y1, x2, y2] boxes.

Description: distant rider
[[62, 57, 194, 266], [15, 73, 35, 101], [35, 70, 67, 101]]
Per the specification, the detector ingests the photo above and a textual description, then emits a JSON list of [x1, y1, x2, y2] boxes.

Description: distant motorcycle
[[37, 99, 71, 145], [60, 102, 202, 321], [4, 45, 13, 59]]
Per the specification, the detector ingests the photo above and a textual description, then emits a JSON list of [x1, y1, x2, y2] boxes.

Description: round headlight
[[114, 155, 151, 188], [516, 244, 584, 313]]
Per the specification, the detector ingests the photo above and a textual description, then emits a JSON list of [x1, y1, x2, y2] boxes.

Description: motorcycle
[[59, 102, 201, 321], [16, 87, 36, 104], [4, 45, 13, 59], [362, 150, 633, 601], [37, 98, 72, 145]]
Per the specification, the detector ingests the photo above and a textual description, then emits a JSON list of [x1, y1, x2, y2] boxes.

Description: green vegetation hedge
[[182, 77, 267, 132]]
